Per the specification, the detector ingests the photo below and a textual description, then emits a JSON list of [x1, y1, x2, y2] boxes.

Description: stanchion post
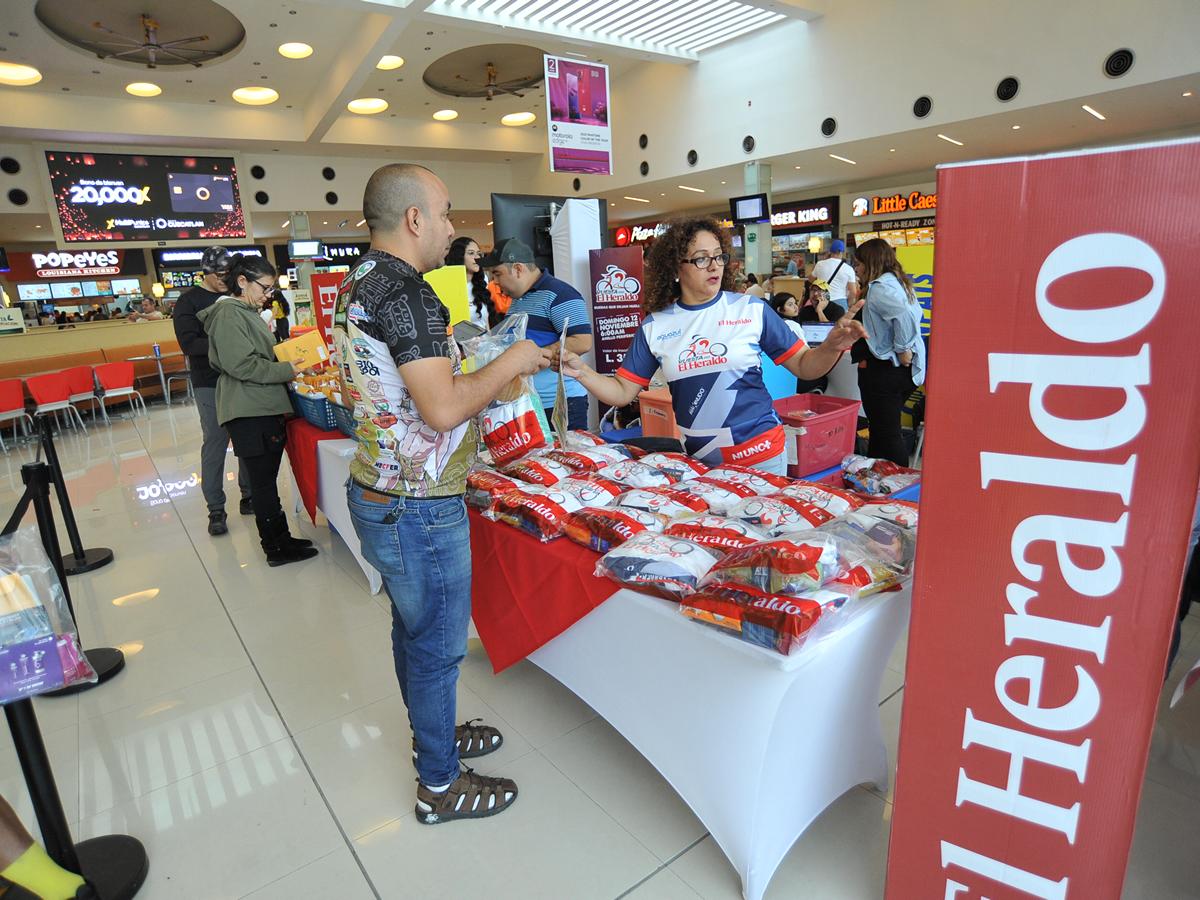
[[37, 418, 113, 576], [4, 701, 80, 872]]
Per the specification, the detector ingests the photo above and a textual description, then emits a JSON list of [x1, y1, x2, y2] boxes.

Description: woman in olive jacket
[[198, 256, 318, 567]]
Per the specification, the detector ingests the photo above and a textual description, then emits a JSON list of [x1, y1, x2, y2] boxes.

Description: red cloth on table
[[285, 417, 343, 523], [469, 509, 618, 673]]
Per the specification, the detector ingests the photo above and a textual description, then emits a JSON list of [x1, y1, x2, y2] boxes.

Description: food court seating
[[0, 379, 33, 452], [26, 372, 88, 434], [94, 362, 146, 417], [63, 365, 106, 423]]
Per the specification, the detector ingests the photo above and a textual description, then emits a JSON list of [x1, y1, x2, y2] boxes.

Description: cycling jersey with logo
[[332, 250, 477, 498], [617, 292, 805, 466]]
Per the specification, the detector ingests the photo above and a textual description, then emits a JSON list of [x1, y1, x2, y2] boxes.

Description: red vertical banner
[[589, 246, 644, 377], [308, 271, 344, 347], [887, 138, 1200, 899]]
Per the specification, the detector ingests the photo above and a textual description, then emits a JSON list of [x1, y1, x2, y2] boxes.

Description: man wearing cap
[[810, 239, 858, 311], [482, 238, 593, 430], [173, 247, 253, 536]]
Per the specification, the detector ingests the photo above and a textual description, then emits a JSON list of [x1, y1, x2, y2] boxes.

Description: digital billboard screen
[[44, 150, 248, 245]]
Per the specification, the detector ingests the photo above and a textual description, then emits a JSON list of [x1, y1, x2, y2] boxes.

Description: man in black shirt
[[173, 246, 252, 536]]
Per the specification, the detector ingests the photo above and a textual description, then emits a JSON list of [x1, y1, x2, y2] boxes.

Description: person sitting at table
[[128, 298, 164, 322], [552, 215, 867, 474], [197, 255, 319, 568]]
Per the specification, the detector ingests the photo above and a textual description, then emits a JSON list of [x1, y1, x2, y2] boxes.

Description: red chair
[[26, 372, 88, 434], [0, 379, 33, 452], [94, 362, 146, 417], [63, 365, 106, 424]]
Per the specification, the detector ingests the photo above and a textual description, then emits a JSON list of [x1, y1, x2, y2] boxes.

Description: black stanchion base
[[62, 547, 114, 576], [44, 647, 125, 697], [77, 834, 150, 900]]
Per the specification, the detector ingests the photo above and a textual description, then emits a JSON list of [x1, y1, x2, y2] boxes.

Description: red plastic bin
[[639, 388, 681, 439], [773, 395, 861, 478]]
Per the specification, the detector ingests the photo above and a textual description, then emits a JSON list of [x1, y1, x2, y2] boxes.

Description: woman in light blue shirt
[[850, 238, 927, 465]]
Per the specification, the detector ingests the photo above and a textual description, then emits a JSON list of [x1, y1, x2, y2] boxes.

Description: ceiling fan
[[457, 63, 530, 101], [90, 14, 219, 68]]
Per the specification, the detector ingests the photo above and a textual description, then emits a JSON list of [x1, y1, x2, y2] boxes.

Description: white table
[[312, 438, 383, 594], [528, 584, 910, 900]]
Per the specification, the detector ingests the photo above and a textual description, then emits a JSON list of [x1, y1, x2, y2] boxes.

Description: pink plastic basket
[[773, 395, 861, 477]]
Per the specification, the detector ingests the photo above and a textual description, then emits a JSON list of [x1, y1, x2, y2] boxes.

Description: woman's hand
[[291, 360, 309, 375], [898, 350, 913, 366], [551, 348, 587, 379], [823, 299, 868, 352]]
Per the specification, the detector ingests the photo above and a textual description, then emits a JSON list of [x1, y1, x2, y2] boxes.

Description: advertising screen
[[544, 55, 612, 175], [49, 281, 84, 299], [17, 283, 52, 301], [81, 279, 113, 297], [44, 150, 247, 246], [111, 278, 141, 296]]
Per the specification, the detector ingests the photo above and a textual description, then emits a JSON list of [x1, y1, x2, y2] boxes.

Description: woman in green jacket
[[198, 256, 319, 567]]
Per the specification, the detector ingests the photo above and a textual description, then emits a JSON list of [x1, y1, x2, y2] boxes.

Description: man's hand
[[291, 360, 308, 375], [552, 349, 587, 379], [503, 339, 551, 376], [824, 299, 868, 352]]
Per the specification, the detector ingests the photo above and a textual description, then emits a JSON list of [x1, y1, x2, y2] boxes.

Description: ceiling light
[[34, 224, 41, 228], [623, 196, 649, 203], [377, 55, 404, 70], [232, 86, 279, 106], [501, 111, 536, 126], [322, 221, 328, 225], [280, 220, 290, 229], [678, 185, 705, 193], [0, 62, 41, 86], [1012, 124, 1022, 130], [356, 218, 366, 227], [1184, 91, 1194, 98], [720, 181, 726, 185], [125, 82, 161, 97], [348, 97, 388, 114], [486, 220, 492, 226], [278, 42, 313, 59], [936, 134, 964, 146], [889, 148, 896, 152], [432, 109, 458, 121], [610, 203, 615, 207], [1081, 104, 1106, 120], [829, 154, 857, 165], [794, 165, 802, 170]]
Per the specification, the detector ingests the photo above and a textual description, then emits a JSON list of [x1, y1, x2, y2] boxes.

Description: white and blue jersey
[[508, 271, 592, 408], [617, 291, 805, 466]]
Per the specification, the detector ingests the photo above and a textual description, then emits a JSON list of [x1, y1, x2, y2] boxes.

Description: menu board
[[82, 279, 114, 297], [16, 283, 52, 301], [111, 278, 141, 296], [49, 281, 84, 299], [853, 232, 879, 247], [878, 230, 909, 247], [904, 227, 936, 245]]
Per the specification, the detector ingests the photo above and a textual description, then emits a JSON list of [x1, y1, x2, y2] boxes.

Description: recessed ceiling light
[[432, 109, 458, 121], [1184, 91, 1194, 98], [1081, 104, 1106, 120], [125, 82, 161, 97], [486, 220, 492, 226], [623, 196, 649, 203], [0, 62, 40, 86], [678, 185, 705, 193], [278, 42, 313, 59], [348, 97, 388, 114], [356, 218, 366, 227], [377, 55, 404, 70], [889, 148, 896, 152], [794, 165, 802, 170], [660, 193, 666, 196], [34, 224, 41, 228], [610, 202, 615, 207], [322, 221, 328, 225], [280, 220, 290, 229], [1012, 124, 1021, 130], [936, 134, 964, 146], [232, 86, 279, 105], [720, 181, 726, 185], [501, 111, 536, 126], [829, 154, 857, 165]]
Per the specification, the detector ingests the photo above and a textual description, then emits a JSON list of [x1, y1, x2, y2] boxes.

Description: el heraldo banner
[[886, 138, 1200, 899]]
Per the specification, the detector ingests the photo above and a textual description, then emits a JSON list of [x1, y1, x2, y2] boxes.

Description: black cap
[[201, 246, 234, 274], [479, 237, 536, 268]]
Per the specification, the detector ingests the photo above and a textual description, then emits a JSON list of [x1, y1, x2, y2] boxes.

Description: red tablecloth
[[469, 509, 619, 674], [285, 417, 344, 523]]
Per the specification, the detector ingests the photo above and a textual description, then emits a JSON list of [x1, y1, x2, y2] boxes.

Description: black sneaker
[[239, 497, 254, 516], [207, 512, 228, 536]]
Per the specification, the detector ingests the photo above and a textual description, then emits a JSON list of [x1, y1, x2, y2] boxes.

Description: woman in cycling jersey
[[555, 216, 866, 475]]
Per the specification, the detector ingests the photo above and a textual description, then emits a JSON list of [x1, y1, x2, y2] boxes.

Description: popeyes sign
[[887, 139, 1200, 899], [6, 249, 131, 279], [852, 190, 938, 217]]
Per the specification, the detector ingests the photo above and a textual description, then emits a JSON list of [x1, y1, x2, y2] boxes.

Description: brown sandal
[[415, 767, 518, 825], [412, 719, 503, 764]]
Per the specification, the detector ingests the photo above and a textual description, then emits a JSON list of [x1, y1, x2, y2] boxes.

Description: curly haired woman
[[553, 216, 866, 474]]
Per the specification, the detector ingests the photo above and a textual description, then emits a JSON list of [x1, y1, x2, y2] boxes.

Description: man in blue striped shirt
[[482, 238, 593, 429]]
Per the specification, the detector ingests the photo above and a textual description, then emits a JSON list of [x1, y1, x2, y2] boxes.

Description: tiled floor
[[0, 404, 1196, 899]]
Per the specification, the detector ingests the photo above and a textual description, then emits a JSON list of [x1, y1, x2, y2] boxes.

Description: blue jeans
[[346, 482, 471, 787], [545, 395, 589, 431]]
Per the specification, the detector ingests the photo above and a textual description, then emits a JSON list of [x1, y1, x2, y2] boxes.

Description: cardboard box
[[274, 328, 330, 370]]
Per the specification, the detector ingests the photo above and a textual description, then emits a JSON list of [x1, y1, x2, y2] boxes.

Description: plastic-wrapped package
[[680, 581, 835, 656], [563, 506, 669, 553], [705, 465, 792, 495], [664, 515, 768, 554], [0, 528, 97, 702], [817, 511, 916, 572], [638, 452, 710, 483], [825, 558, 905, 600], [687, 478, 761, 515], [776, 481, 866, 517], [727, 495, 833, 536], [502, 455, 575, 486], [616, 488, 707, 520], [559, 430, 606, 448], [603, 459, 674, 489], [841, 454, 921, 496], [595, 532, 720, 600], [544, 445, 631, 472], [702, 531, 844, 596], [465, 469, 523, 518], [556, 476, 625, 508], [492, 484, 588, 541], [859, 499, 919, 530]]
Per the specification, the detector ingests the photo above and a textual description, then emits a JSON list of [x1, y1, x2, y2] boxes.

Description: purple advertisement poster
[[544, 55, 612, 176], [589, 246, 644, 375]]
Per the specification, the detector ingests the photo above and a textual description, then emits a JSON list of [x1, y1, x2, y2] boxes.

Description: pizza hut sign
[[31, 250, 121, 278]]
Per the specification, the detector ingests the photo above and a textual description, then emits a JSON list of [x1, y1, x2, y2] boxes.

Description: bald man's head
[[362, 163, 455, 273]]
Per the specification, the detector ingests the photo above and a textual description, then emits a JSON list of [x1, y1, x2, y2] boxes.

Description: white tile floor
[[0, 403, 1196, 899]]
